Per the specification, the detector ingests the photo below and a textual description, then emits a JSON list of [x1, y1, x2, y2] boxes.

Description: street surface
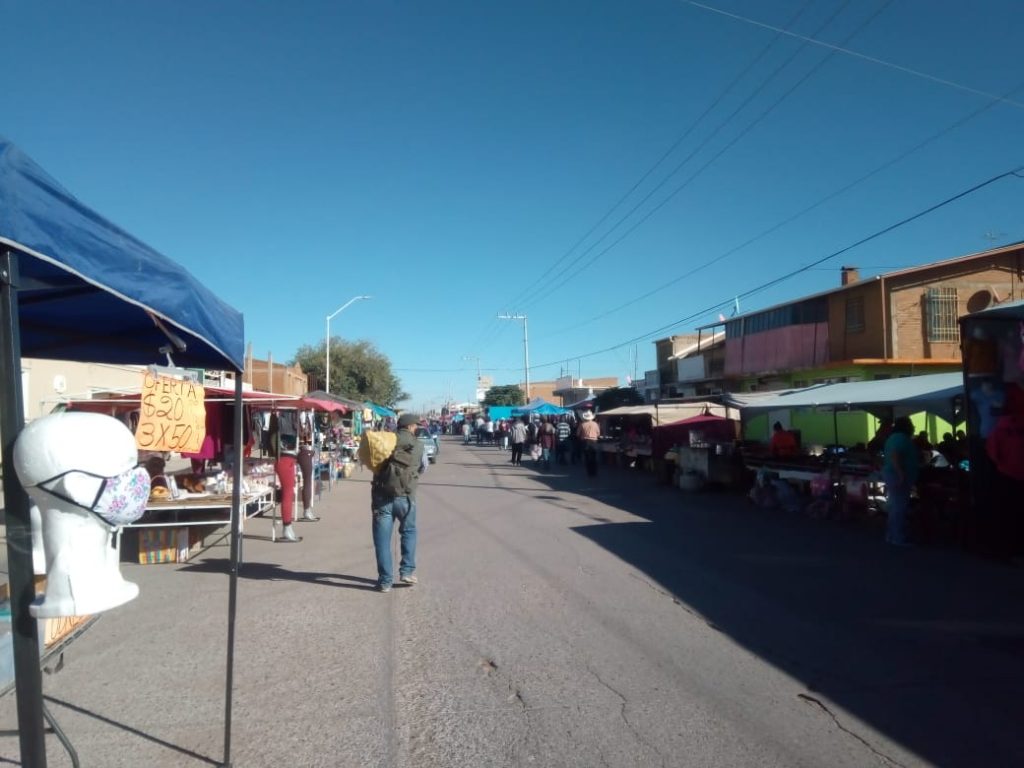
[[1, 436, 1021, 767]]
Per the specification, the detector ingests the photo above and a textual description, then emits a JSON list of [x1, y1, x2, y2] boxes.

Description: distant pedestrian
[[461, 419, 472, 444], [539, 417, 556, 471], [555, 417, 571, 465], [577, 410, 601, 477], [883, 416, 919, 547], [510, 417, 528, 466]]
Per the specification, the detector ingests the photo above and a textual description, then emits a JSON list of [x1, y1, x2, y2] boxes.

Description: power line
[[523, 0, 892, 309], [500, 0, 817, 313], [679, 0, 1024, 111], [523, 164, 1024, 371], [461, 0, 819, 355], [539, 75, 1024, 339]]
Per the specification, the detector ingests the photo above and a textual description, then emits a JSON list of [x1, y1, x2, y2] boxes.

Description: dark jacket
[[372, 429, 425, 504]]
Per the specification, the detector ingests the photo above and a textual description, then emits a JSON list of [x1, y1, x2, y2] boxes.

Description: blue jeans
[[372, 496, 416, 587], [883, 469, 910, 544]]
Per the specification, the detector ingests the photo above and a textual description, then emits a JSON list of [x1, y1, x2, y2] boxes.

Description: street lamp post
[[325, 295, 371, 393], [497, 313, 529, 400]]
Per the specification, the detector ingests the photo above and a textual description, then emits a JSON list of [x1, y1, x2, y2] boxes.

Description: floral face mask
[[35, 466, 151, 527]]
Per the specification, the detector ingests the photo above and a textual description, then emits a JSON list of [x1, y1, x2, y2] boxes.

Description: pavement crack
[[797, 693, 907, 768], [628, 571, 722, 632], [586, 664, 667, 767]]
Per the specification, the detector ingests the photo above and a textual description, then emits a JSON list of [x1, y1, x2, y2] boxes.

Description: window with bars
[[925, 287, 959, 342], [845, 296, 865, 333]]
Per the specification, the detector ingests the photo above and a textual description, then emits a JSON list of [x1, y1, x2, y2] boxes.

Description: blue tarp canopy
[[512, 399, 568, 417], [484, 405, 516, 421], [365, 401, 397, 418], [0, 138, 244, 370], [0, 137, 246, 765]]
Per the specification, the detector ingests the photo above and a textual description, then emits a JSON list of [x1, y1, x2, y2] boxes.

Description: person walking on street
[[578, 410, 601, 478], [510, 417, 528, 466], [539, 416, 556, 471], [555, 417, 571, 465], [882, 416, 919, 547], [371, 412, 427, 592]]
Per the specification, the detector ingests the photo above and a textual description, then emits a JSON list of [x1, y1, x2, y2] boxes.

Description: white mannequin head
[[13, 411, 150, 618]]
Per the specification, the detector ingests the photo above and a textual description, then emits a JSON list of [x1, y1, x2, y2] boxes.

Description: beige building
[[19, 359, 148, 421]]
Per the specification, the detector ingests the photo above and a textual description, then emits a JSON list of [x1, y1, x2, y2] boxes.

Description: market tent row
[[512, 399, 568, 417], [0, 137, 245, 766], [724, 372, 964, 423]]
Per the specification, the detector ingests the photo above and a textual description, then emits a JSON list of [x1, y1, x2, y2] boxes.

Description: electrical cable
[[522, 163, 1024, 371], [539, 76, 1024, 339], [523, 0, 891, 309], [500, 0, 817, 314], [461, 0, 820, 355], [678, 0, 1024, 111]]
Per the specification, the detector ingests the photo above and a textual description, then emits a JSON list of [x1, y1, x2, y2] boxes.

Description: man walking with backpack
[[371, 413, 427, 592]]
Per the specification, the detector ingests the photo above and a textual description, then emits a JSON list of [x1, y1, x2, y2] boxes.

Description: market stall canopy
[[597, 402, 731, 426], [724, 372, 964, 422], [485, 405, 516, 421], [365, 401, 397, 418], [0, 138, 244, 370], [298, 390, 353, 413], [652, 413, 739, 456], [63, 386, 299, 413], [512, 399, 568, 416], [0, 137, 247, 766]]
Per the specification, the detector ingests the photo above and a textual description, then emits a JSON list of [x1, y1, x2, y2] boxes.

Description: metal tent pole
[[0, 250, 47, 767], [221, 374, 244, 767]]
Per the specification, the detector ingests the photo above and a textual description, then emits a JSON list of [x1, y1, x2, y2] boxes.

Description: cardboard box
[[138, 529, 178, 564]]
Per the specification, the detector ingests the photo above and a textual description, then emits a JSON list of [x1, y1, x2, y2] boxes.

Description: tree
[[291, 339, 409, 406], [594, 386, 644, 412], [483, 384, 526, 406]]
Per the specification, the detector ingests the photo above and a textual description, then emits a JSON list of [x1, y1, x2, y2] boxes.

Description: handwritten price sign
[[135, 372, 207, 453]]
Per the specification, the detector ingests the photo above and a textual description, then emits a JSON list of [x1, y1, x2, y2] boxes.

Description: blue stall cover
[[365, 401, 397, 419], [484, 405, 516, 421], [0, 138, 244, 370], [512, 399, 568, 417]]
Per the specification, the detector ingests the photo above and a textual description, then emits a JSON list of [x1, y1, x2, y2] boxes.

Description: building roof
[[695, 239, 1024, 331]]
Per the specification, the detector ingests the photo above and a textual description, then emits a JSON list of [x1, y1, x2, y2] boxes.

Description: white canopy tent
[[724, 372, 964, 423]]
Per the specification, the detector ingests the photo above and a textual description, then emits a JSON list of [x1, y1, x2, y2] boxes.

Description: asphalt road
[[1, 436, 1021, 767]]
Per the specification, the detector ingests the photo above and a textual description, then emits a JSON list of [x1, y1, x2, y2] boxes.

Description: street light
[[497, 313, 529, 400], [325, 295, 371, 393]]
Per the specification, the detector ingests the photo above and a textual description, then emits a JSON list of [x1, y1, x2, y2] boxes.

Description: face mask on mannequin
[[34, 466, 151, 527]]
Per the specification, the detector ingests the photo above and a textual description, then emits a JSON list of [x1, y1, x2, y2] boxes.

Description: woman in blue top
[[882, 416, 919, 546]]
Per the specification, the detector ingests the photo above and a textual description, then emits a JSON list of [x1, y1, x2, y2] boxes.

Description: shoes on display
[[377, 583, 392, 593], [301, 509, 319, 522], [280, 524, 301, 542], [400, 574, 418, 585]]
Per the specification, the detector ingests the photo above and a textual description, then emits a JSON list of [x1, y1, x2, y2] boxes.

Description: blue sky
[[3, 0, 1022, 410]]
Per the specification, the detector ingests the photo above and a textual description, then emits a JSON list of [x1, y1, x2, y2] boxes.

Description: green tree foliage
[[483, 384, 526, 406], [594, 386, 644, 412], [291, 339, 409, 406]]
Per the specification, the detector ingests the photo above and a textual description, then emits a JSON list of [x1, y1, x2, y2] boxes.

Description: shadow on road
[[43, 695, 221, 766], [515, 454, 1024, 767], [179, 559, 379, 591]]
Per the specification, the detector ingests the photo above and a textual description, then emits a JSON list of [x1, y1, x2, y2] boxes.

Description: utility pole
[[497, 313, 530, 400]]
